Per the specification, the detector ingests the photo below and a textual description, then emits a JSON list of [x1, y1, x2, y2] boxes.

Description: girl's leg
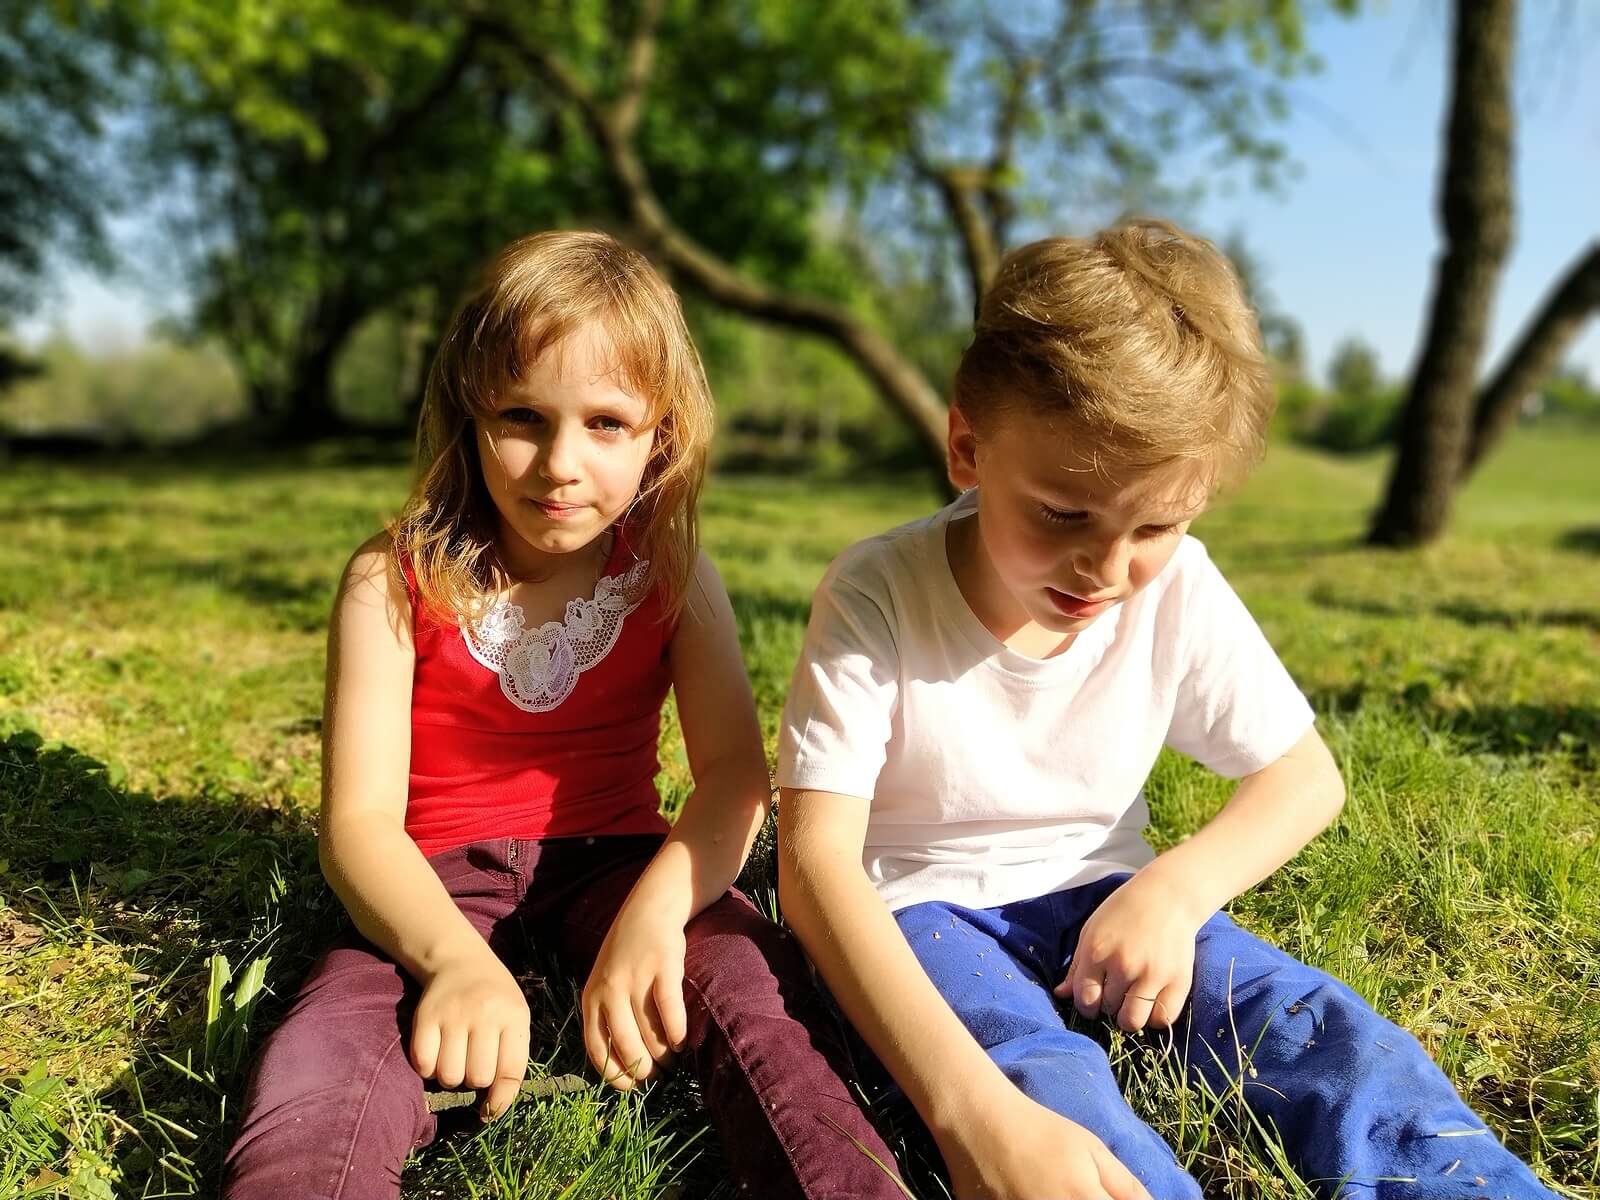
[[1182, 911, 1560, 1198], [222, 936, 434, 1200], [556, 860, 910, 1200], [897, 898, 1203, 1199], [225, 840, 528, 1200]]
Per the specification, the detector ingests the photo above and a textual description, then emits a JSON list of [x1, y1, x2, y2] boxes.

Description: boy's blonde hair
[[391, 230, 713, 623], [954, 218, 1273, 488]]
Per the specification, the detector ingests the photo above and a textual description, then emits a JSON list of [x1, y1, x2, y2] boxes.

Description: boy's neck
[[945, 515, 1077, 661]]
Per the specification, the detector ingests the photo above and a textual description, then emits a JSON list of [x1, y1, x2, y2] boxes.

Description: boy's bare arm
[[779, 788, 1152, 1200], [1142, 724, 1345, 915], [1061, 726, 1345, 1032]]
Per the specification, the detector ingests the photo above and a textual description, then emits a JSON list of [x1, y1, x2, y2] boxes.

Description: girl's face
[[475, 322, 656, 575]]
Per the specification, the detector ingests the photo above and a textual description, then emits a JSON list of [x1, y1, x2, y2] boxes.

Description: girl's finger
[[581, 993, 612, 1080], [433, 1024, 469, 1089], [654, 969, 689, 1051], [481, 1023, 530, 1121], [600, 994, 651, 1087], [464, 1024, 501, 1090], [410, 1015, 442, 1079], [633, 989, 673, 1065]]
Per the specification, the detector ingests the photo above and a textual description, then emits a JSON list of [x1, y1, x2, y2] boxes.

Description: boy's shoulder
[[817, 495, 967, 604]]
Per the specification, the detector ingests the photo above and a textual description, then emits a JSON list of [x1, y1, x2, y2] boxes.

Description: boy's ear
[[947, 404, 980, 491]]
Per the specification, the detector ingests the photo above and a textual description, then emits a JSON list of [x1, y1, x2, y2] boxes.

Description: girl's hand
[[410, 947, 531, 1121], [1056, 870, 1207, 1033], [938, 1089, 1152, 1200], [581, 897, 688, 1090]]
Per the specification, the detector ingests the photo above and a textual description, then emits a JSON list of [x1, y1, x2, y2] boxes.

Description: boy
[[776, 221, 1557, 1199]]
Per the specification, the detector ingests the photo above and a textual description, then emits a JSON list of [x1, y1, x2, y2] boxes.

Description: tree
[[479, 0, 1349, 485], [0, 3, 117, 329], [1370, 0, 1600, 545]]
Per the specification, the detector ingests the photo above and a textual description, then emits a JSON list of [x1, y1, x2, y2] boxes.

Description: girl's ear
[[947, 404, 980, 491]]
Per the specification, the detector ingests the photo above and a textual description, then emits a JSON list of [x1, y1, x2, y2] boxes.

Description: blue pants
[[895, 874, 1557, 1198]]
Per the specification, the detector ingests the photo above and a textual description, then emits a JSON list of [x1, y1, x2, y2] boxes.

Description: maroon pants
[[224, 835, 904, 1199]]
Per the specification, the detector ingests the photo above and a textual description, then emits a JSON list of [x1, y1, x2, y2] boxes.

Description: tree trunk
[[271, 292, 364, 442], [1460, 242, 1600, 478], [1368, 0, 1514, 547]]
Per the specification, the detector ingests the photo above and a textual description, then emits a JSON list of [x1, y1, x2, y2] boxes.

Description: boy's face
[[947, 404, 1210, 638]]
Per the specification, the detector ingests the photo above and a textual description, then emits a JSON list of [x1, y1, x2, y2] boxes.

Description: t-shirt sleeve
[[1163, 547, 1315, 778], [777, 566, 900, 801]]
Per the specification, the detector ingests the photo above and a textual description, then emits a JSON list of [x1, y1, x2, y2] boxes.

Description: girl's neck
[[494, 523, 614, 589]]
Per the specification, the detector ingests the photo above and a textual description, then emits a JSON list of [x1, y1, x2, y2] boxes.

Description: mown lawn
[[1, 430, 1596, 1198]]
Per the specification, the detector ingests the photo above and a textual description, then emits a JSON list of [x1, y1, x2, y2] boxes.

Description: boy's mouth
[[1046, 588, 1113, 618]]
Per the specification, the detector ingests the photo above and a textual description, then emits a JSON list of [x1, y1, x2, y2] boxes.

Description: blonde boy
[[776, 221, 1557, 1199]]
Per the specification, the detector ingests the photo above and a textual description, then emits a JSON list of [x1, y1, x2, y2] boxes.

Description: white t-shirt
[[778, 489, 1315, 913]]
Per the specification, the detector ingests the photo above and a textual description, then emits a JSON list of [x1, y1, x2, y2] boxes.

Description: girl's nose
[[539, 424, 583, 484]]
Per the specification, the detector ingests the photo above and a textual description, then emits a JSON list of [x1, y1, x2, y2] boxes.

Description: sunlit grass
[[1, 429, 1596, 1197]]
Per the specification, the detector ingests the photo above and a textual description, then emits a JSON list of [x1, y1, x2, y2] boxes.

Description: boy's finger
[[410, 1017, 441, 1079], [654, 971, 689, 1051], [1116, 991, 1156, 1033], [1098, 1147, 1154, 1200], [1150, 980, 1190, 1029], [1072, 969, 1105, 1016]]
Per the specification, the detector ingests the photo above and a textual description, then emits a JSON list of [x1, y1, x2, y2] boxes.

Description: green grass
[[0, 430, 1596, 1198]]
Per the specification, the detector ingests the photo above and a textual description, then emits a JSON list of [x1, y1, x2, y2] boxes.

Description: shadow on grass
[[1307, 687, 1598, 766], [1556, 526, 1600, 555], [1309, 586, 1600, 634], [0, 730, 333, 1191]]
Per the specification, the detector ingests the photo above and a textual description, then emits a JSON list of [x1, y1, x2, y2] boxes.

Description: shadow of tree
[[1556, 526, 1600, 555], [1305, 687, 1598, 767], [1309, 586, 1600, 634], [0, 731, 333, 1191]]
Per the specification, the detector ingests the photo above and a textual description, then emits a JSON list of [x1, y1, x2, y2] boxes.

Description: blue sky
[[19, 1, 1600, 385], [1187, 1, 1599, 382]]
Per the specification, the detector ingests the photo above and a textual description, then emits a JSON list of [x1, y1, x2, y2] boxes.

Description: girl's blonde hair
[[390, 230, 714, 623], [954, 218, 1273, 489]]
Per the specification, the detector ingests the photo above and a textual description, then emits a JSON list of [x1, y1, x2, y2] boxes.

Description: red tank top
[[402, 533, 673, 855]]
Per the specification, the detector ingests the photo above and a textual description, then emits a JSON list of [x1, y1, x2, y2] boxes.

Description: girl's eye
[[591, 415, 626, 433], [1038, 505, 1089, 526], [498, 407, 540, 425]]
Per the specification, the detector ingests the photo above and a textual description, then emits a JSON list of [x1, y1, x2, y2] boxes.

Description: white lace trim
[[463, 558, 650, 714]]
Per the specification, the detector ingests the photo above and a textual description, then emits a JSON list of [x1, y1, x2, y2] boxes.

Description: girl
[[225, 231, 905, 1199]]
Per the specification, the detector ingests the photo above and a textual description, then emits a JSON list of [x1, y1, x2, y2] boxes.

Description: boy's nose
[[1072, 536, 1132, 590]]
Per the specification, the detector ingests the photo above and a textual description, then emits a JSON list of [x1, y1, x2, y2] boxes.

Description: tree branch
[[613, 0, 665, 140], [361, 23, 486, 169], [481, 14, 952, 476], [1461, 242, 1600, 477]]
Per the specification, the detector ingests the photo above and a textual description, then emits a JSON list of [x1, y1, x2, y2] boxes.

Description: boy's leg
[[555, 853, 910, 1200], [1182, 911, 1560, 1198], [896, 898, 1202, 1199], [225, 841, 528, 1200]]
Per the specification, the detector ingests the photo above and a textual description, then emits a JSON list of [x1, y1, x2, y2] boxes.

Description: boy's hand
[[410, 946, 531, 1122], [581, 897, 689, 1091], [1056, 870, 1207, 1033], [938, 1090, 1152, 1200]]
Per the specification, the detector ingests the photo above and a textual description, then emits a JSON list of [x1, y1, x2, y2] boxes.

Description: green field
[[1, 431, 1597, 1198]]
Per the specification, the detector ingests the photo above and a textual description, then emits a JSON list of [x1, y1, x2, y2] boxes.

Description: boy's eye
[[1141, 523, 1180, 537], [1037, 504, 1090, 526]]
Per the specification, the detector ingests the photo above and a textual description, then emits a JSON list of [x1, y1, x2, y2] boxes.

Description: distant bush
[[1279, 336, 1403, 455], [0, 335, 245, 445]]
